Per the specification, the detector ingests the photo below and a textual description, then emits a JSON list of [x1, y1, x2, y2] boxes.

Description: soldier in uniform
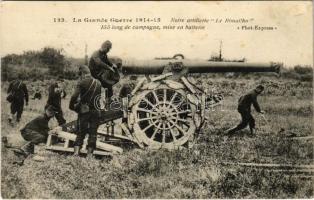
[[227, 85, 265, 135], [13, 106, 55, 165], [119, 76, 136, 123], [32, 88, 42, 100], [69, 65, 102, 157], [89, 40, 120, 98], [7, 77, 29, 123], [119, 76, 137, 99], [45, 79, 67, 126]]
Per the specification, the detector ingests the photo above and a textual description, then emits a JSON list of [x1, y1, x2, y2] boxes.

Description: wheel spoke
[[142, 97, 154, 108], [169, 92, 178, 104], [174, 118, 190, 124], [151, 118, 159, 124], [143, 123, 154, 132], [153, 121, 161, 128], [168, 122, 178, 141], [136, 107, 155, 114], [152, 90, 159, 103], [169, 121, 187, 135], [168, 118, 178, 125], [162, 123, 166, 144], [177, 110, 191, 115], [174, 100, 185, 108], [137, 116, 157, 122], [163, 89, 167, 105], [151, 123, 161, 139]]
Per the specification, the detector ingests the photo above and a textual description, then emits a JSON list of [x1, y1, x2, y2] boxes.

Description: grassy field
[[1, 76, 313, 198]]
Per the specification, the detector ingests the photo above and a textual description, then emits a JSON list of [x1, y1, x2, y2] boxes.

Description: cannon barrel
[[121, 59, 281, 74]]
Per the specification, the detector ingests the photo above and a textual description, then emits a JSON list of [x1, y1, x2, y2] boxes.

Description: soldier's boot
[[86, 147, 94, 159], [8, 114, 14, 125], [2, 136, 11, 148], [226, 127, 237, 135], [250, 128, 256, 135], [12, 142, 33, 166], [13, 142, 33, 157], [73, 146, 80, 156]]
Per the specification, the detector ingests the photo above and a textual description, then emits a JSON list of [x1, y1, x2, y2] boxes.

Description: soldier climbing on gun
[[227, 85, 265, 135], [89, 40, 120, 101]]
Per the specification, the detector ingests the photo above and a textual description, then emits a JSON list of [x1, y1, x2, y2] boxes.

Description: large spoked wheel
[[130, 84, 199, 149]]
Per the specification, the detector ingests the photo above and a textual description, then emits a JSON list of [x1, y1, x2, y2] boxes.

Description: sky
[[0, 1, 313, 67]]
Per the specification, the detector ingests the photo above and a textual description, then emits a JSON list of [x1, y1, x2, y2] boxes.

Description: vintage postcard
[[0, 1, 313, 199]]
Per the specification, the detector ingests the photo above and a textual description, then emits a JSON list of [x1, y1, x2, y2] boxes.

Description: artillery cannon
[[46, 56, 281, 155]]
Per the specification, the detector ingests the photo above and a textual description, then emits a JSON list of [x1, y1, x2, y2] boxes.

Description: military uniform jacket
[[46, 82, 66, 110], [21, 114, 50, 135], [238, 90, 261, 113], [7, 80, 28, 103], [89, 50, 113, 78], [69, 76, 102, 112], [119, 82, 135, 98]]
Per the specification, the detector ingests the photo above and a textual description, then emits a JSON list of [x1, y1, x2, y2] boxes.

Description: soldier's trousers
[[74, 112, 99, 149], [11, 100, 24, 122], [93, 73, 114, 98], [20, 128, 47, 154], [229, 109, 255, 133], [100, 84, 113, 98], [54, 109, 66, 126]]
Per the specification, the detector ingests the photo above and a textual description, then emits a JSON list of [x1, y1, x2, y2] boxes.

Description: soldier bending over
[[13, 106, 55, 165], [227, 85, 265, 135]]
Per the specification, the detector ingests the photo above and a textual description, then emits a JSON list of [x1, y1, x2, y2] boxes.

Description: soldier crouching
[[227, 85, 265, 135], [12, 106, 55, 165], [69, 65, 101, 158]]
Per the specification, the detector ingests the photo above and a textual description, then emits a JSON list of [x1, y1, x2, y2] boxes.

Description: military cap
[[78, 65, 90, 75]]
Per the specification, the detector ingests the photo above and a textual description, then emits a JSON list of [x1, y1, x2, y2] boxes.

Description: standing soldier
[[227, 85, 265, 135], [69, 65, 101, 158], [7, 76, 28, 123], [46, 79, 67, 126], [89, 40, 120, 99], [119, 76, 136, 123]]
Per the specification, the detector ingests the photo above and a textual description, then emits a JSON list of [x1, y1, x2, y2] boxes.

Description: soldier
[[89, 40, 120, 98], [119, 76, 137, 99], [69, 65, 102, 158], [45, 79, 67, 126], [119, 76, 136, 123], [32, 87, 42, 100], [227, 85, 265, 135], [13, 106, 55, 165], [7, 76, 28, 123]]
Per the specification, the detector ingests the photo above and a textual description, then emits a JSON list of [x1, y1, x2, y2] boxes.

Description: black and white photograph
[[0, 1, 313, 198]]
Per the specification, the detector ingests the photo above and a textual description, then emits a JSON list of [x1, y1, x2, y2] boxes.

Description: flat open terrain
[[1, 75, 313, 198]]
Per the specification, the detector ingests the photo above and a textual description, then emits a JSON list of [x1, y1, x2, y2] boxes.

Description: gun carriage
[[46, 55, 280, 155]]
